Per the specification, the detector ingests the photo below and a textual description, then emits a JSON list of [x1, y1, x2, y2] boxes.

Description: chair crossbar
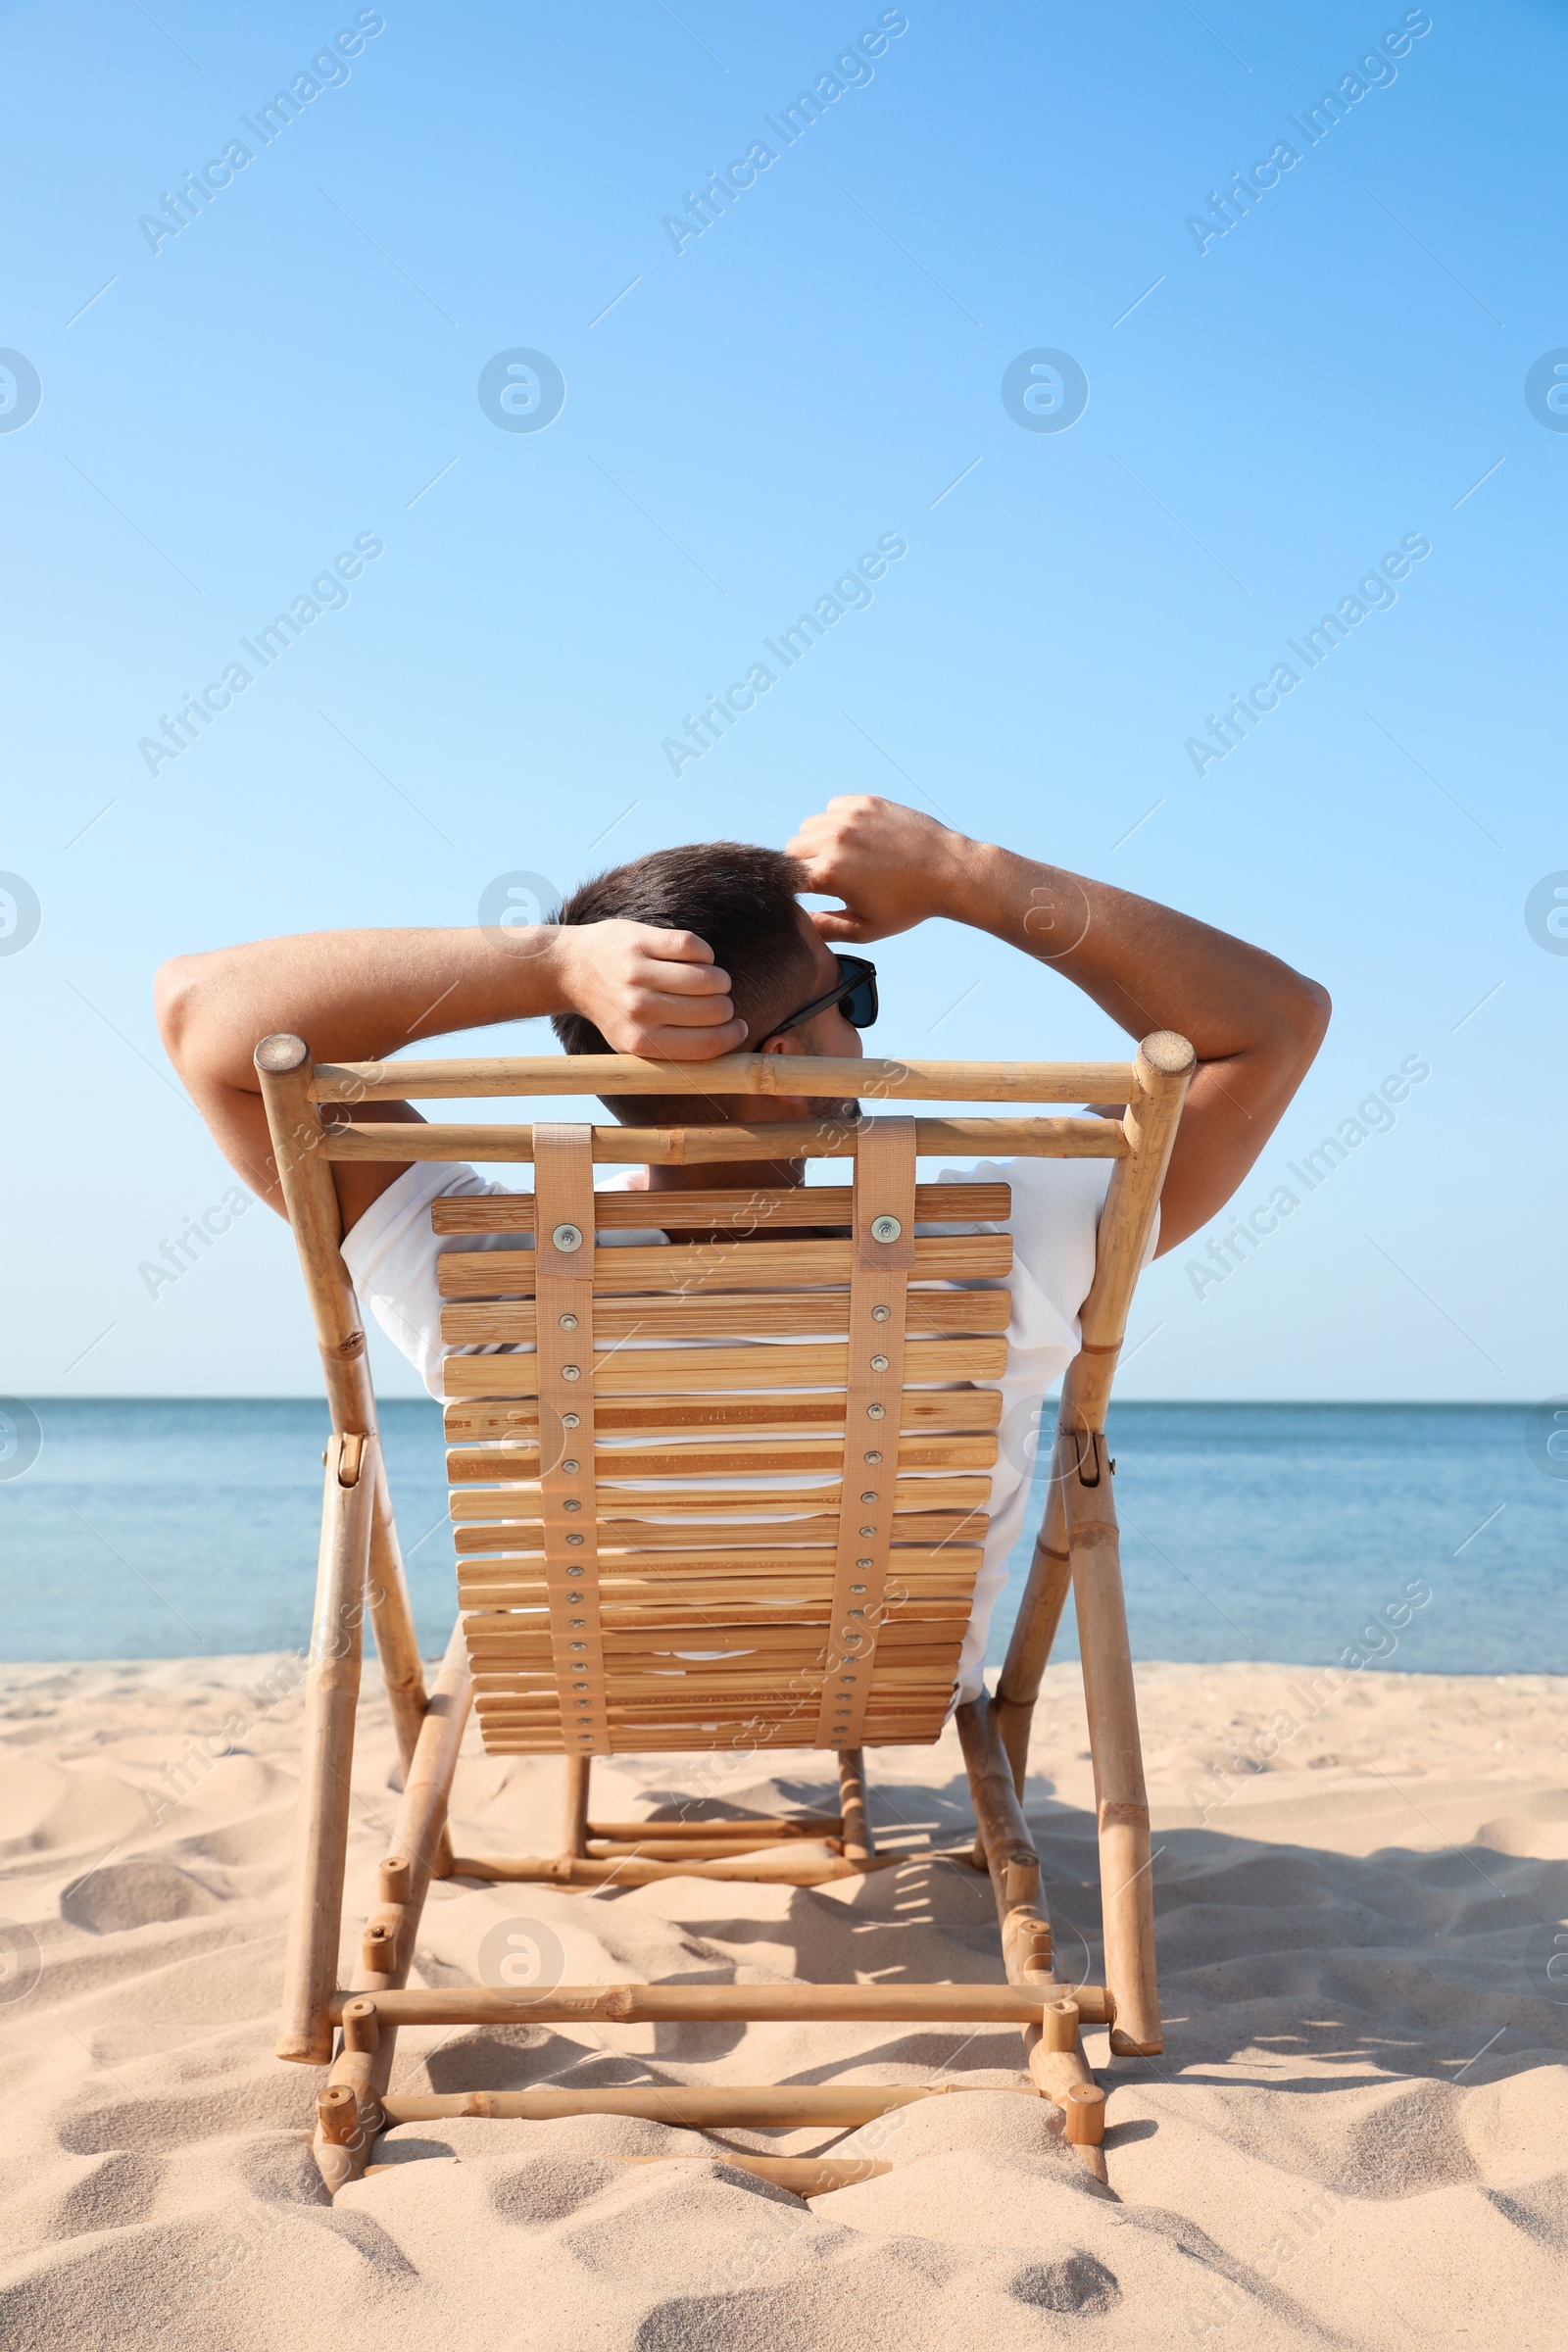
[[321, 1114, 1126, 1163], [310, 1051, 1138, 1102]]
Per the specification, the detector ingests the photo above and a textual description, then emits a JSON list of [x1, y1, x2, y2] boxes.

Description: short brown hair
[[550, 841, 817, 1123]]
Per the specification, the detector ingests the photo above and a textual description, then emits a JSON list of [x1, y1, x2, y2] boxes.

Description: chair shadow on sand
[[416, 1762, 1566, 2150]]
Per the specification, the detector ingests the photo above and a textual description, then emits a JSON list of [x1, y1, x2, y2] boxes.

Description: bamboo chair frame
[[257, 1028, 1193, 2199]]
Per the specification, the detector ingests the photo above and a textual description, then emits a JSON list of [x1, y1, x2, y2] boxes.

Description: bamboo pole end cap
[[1064, 2082, 1105, 2146], [1137, 1031, 1195, 1080], [317, 2083, 360, 2146], [255, 1032, 311, 1076]]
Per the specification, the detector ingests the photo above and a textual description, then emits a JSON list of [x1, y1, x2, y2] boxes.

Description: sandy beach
[[2, 1655, 1564, 2351]]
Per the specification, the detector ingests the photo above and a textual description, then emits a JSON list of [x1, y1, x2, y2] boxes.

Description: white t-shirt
[[342, 1156, 1153, 1703]]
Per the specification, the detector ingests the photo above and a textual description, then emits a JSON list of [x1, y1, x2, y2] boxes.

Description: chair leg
[[561, 1754, 591, 1858], [836, 1748, 873, 1862], [277, 1434, 375, 2065], [313, 1618, 472, 2191], [1063, 1432, 1161, 2057], [956, 1694, 1107, 2183]]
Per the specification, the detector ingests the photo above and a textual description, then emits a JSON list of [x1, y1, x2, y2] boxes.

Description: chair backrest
[[285, 1046, 1180, 1761]]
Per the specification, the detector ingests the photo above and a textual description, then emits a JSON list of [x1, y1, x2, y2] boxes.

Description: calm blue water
[[0, 1402, 1559, 1670]]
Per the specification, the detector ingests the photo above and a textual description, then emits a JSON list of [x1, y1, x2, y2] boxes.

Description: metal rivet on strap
[[869, 1353, 889, 1372], [552, 1223, 583, 1252], [566, 1533, 584, 1545], [559, 1312, 578, 1331], [863, 1450, 882, 1464], [563, 1497, 581, 1512], [856, 1558, 872, 1570], [562, 1459, 579, 1475], [858, 1524, 875, 1537], [561, 1364, 581, 1382], [870, 1215, 902, 1243], [562, 1412, 580, 1429], [866, 1403, 885, 1420], [871, 1304, 891, 1323], [859, 1490, 878, 1503]]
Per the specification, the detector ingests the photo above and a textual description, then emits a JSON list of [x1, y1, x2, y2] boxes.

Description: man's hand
[[157, 913, 746, 1229], [787, 796, 977, 942], [550, 920, 746, 1057], [790, 790, 1330, 1255]]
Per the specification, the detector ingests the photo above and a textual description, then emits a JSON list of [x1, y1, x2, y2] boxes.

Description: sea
[[1, 1401, 1559, 1673]]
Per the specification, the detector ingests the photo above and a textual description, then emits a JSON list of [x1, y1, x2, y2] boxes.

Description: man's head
[[550, 841, 862, 1125]]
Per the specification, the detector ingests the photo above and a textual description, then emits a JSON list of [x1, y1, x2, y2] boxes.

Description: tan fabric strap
[[531, 1125, 610, 1754], [814, 1118, 918, 1748]]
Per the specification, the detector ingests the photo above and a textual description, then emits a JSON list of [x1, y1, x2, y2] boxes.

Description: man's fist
[[550, 919, 747, 1058], [786, 796, 975, 943]]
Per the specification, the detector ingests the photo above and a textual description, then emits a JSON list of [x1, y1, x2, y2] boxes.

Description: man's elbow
[[155, 951, 224, 1081], [1275, 975, 1331, 1092], [1294, 976, 1332, 1060], [154, 955, 196, 1063]]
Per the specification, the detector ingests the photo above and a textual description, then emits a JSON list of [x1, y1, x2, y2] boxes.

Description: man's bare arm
[[156, 921, 747, 1228], [786, 796, 1330, 1253]]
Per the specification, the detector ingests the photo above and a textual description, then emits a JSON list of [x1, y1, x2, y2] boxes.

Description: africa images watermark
[[138, 1185, 254, 1301], [1182, 1572, 1434, 1835], [1185, 531, 1431, 780], [1186, 1054, 1431, 1300], [662, 10, 909, 255], [1184, 10, 1432, 257], [137, 12, 387, 254], [137, 532, 384, 776], [0, 872, 42, 956], [662, 530, 908, 777], [138, 1587, 380, 1833]]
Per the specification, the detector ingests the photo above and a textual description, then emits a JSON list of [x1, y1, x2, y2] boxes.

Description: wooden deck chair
[[256, 1029, 1193, 2201]]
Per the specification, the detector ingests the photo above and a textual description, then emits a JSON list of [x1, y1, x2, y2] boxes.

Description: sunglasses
[[765, 954, 879, 1040]]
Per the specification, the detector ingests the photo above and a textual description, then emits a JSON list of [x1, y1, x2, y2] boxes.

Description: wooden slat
[[437, 1231, 1012, 1298], [448, 1475, 992, 1521], [322, 1116, 1125, 1165], [466, 1613, 967, 1647], [476, 1700, 957, 1722], [313, 1053, 1136, 1103], [475, 1656, 964, 1683], [443, 1388, 1004, 1443], [466, 1623, 964, 1659], [460, 1604, 970, 1633], [474, 1663, 960, 1698], [431, 1181, 1014, 1234], [446, 1433, 998, 1482], [441, 1337, 1007, 1398], [454, 1509, 986, 1552], [470, 1640, 965, 1668], [460, 1593, 974, 1619], [459, 1598, 971, 1625], [456, 1544, 983, 1578], [439, 1287, 1011, 1345]]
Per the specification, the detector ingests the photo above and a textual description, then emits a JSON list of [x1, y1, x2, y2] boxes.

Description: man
[[158, 795, 1328, 1694]]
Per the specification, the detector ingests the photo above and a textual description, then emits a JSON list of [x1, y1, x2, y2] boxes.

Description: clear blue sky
[[3, 0, 1563, 1403]]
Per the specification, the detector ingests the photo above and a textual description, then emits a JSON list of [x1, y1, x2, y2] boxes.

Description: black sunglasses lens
[[844, 974, 878, 1027]]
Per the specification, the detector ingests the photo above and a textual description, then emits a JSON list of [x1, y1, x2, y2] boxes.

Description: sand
[[1, 1654, 1564, 2351]]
